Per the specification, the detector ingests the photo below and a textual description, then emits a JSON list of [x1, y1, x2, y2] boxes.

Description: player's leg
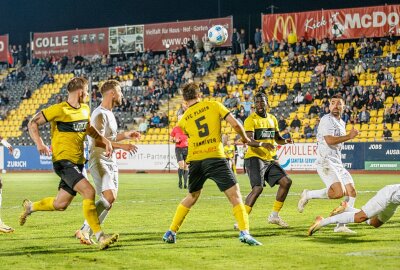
[[176, 148, 184, 189], [182, 147, 189, 189], [210, 159, 261, 245], [243, 158, 265, 214], [0, 177, 13, 233], [266, 163, 292, 227], [163, 160, 203, 243]]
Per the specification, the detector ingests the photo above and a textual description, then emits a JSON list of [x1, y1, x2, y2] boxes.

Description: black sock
[[183, 170, 188, 187], [178, 169, 183, 187]]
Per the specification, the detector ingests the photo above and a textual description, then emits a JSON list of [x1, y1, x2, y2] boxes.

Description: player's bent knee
[[369, 217, 384, 228], [252, 186, 264, 195], [53, 201, 69, 211], [280, 177, 292, 189]]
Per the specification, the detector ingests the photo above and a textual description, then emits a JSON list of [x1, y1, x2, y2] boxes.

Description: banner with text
[[144, 16, 233, 51], [4, 146, 53, 171], [33, 28, 109, 58], [0, 34, 9, 62], [262, 4, 400, 41]]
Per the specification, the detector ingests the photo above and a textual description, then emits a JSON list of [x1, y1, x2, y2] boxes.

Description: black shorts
[[175, 147, 188, 162], [53, 160, 86, 196], [188, 158, 237, 193], [244, 157, 287, 188]]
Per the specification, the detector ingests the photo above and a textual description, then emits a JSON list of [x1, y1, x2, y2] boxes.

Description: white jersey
[[316, 114, 346, 164], [88, 106, 118, 165]]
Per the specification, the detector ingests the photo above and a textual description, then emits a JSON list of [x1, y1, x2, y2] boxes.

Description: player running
[[298, 94, 359, 233], [162, 82, 262, 246], [75, 79, 139, 245], [309, 184, 400, 236], [21, 77, 118, 250]]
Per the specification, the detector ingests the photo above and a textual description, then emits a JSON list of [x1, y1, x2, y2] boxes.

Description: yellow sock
[[233, 203, 249, 231], [32, 197, 55, 211], [83, 199, 101, 234], [232, 164, 237, 174], [169, 204, 190, 232], [245, 205, 252, 215], [272, 200, 284, 213]]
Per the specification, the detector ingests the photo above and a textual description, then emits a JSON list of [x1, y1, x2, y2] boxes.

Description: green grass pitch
[[0, 172, 398, 269]]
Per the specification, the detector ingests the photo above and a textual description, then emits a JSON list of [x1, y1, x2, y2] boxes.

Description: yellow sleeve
[[244, 116, 254, 132], [215, 101, 230, 119], [178, 117, 186, 133], [273, 115, 279, 132], [41, 103, 61, 122]]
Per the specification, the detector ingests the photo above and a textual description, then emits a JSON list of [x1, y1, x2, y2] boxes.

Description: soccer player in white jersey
[[75, 80, 140, 245], [309, 184, 400, 236], [298, 94, 359, 233], [0, 137, 13, 233]]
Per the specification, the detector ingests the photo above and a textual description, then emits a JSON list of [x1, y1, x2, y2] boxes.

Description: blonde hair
[[100, 79, 121, 95], [67, 77, 88, 92]]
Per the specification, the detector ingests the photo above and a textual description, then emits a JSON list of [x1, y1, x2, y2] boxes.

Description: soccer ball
[[331, 22, 345, 38], [208, 25, 228, 45]]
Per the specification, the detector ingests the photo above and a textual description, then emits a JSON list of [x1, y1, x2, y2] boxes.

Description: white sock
[[95, 231, 104, 241], [271, 211, 279, 217], [345, 206, 360, 213], [321, 212, 355, 227], [306, 188, 328, 199], [98, 209, 109, 224], [347, 197, 356, 208]]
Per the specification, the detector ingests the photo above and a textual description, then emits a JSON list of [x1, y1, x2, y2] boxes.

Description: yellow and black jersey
[[244, 112, 278, 161], [178, 100, 230, 162], [224, 145, 235, 159], [42, 101, 90, 164]]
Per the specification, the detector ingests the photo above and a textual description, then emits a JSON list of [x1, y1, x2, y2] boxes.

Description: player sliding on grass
[[162, 82, 262, 246], [298, 94, 359, 233], [75, 79, 139, 245], [0, 137, 14, 233], [21, 77, 118, 250], [309, 184, 400, 236], [239, 92, 293, 228]]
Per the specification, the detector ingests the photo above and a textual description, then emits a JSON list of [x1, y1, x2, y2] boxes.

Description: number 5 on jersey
[[195, 116, 209, 137]]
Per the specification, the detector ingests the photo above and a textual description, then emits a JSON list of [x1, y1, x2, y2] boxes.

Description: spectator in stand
[[245, 74, 257, 90], [358, 106, 370, 124], [224, 93, 240, 109], [354, 60, 366, 75], [199, 82, 210, 97], [313, 62, 325, 77], [182, 67, 193, 84], [278, 115, 288, 132], [271, 55, 281, 67], [22, 116, 29, 131], [149, 112, 160, 128], [278, 79, 288, 94], [293, 78, 301, 94], [21, 86, 31, 100], [264, 65, 273, 78], [352, 95, 364, 110], [383, 107, 393, 124], [16, 68, 26, 82], [281, 128, 291, 140], [303, 91, 313, 104], [290, 115, 301, 132], [312, 119, 320, 137], [293, 91, 304, 106], [383, 125, 392, 141], [308, 101, 321, 118], [342, 107, 351, 124], [231, 28, 240, 54], [241, 96, 253, 117], [373, 96, 384, 110], [239, 29, 247, 53], [228, 71, 240, 86], [159, 112, 169, 128], [138, 117, 148, 134], [344, 45, 355, 62], [287, 29, 297, 47], [319, 106, 330, 118], [302, 123, 313, 139]]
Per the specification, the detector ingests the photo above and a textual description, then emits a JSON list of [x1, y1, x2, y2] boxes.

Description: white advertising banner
[[116, 144, 178, 170]]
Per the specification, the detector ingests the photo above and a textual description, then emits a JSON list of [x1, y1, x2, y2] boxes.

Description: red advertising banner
[[262, 4, 400, 41], [144, 16, 233, 52], [33, 28, 109, 58], [0, 35, 9, 62]]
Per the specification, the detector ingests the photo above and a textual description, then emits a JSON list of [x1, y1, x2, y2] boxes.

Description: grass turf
[[0, 172, 399, 269]]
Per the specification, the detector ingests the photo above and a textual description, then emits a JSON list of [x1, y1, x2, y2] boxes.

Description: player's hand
[[241, 135, 251, 144], [37, 143, 51, 156], [122, 143, 138, 155], [261, 142, 275, 151], [349, 128, 359, 139], [125, 130, 141, 141], [284, 138, 294, 144], [175, 137, 181, 143], [7, 145, 13, 154], [104, 139, 113, 157]]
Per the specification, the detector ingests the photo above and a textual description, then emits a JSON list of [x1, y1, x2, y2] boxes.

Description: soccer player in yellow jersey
[[20, 77, 119, 250], [242, 92, 293, 227], [162, 82, 262, 246], [224, 140, 236, 174]]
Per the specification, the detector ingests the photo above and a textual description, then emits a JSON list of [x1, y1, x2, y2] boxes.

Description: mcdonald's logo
[[273, 16, 296, 40]]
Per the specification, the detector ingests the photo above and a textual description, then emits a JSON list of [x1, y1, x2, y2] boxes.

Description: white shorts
[[316, 158, 354, 188], [362, 186, 399, 223], [89, 160, 119, 196]]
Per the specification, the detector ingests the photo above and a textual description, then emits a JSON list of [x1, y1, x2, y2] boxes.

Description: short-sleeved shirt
[[42, 101, 90, 165], [170, 126, 188, 148], [178, 100, 230, 162], [88, 106, 118, 164], [224, 145, 235, 159], [316, 113, 346, 164], [244, 112, 278, 161]]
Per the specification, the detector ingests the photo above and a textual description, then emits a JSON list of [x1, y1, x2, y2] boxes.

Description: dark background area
[[0, 0, 396, 45]]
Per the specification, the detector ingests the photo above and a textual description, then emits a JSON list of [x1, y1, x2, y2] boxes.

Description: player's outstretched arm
[[274, 132, 293, 145], [86, 123, 113, 157], [28, 112, 51, 156], [324, 127, 359, 145], [225, 114, 250, 144], [116, 130, 141, 142], [112, 142, 138, 154]]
